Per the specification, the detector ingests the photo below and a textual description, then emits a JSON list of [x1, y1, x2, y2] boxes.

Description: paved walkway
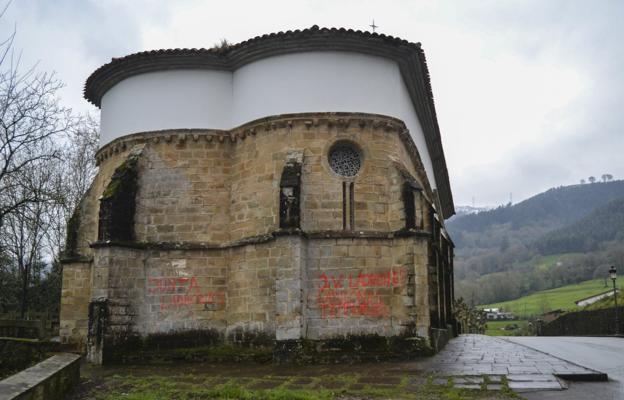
[[423, 335, 606, 392], [507, 336, 624, 400]]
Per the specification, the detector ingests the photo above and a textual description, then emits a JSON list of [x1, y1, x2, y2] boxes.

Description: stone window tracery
[[327, 141, 361, 230], [328, 144, 362, 177]]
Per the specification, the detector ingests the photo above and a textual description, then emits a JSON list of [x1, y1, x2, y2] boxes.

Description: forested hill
[[449, 180, 624, 306], [535, 197, 624, 255], [447, 180, 624, 249]]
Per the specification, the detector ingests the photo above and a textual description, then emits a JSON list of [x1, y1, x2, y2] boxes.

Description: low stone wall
[[0, 353, 81, 400], [540, 306, 624, 336]]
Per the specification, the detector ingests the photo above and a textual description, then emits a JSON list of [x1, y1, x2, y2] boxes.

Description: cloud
[[432, 1, 624, 205], [0, 0, 168, 112], [1, 0, 622, 207]]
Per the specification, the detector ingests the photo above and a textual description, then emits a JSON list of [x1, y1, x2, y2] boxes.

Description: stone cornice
[[88, 228, 431, 252], [94, 112, 434, 201], [59, 255, 94, 264], [85, 26, 454, 218]]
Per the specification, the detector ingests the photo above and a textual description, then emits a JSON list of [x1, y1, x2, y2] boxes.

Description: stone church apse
[[60, 26, 456, 363]]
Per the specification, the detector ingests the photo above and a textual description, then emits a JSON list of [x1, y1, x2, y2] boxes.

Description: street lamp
[[609, 266, 619, 335]]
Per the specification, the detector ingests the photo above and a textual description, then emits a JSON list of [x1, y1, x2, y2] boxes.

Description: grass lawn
[[69, 362, 518, 400], [481, 279, 615, 318], [484, 320, 529, 337]]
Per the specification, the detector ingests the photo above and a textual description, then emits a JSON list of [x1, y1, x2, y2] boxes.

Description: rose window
[[328, 144, 362, 177]]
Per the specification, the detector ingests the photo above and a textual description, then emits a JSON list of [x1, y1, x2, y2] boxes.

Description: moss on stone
[[101, 178, 122, 199], [275, 334, 433, 364], [107, 343, 273, 365], [102, 329, 275, 365], [101, 157, 138, 199], [64, 207, 81, 258], [98, 154, 140, 242], [100, 330, 434, 366]]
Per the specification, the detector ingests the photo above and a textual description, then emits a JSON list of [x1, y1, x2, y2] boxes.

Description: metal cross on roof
[[370, 20, 378, 33]]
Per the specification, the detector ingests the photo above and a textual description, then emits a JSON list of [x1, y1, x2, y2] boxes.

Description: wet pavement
[[507, 336, 624, 400], [422, 335, 607, 392]]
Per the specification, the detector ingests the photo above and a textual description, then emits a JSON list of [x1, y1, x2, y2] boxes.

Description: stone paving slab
[[423, 334, 606, 392]]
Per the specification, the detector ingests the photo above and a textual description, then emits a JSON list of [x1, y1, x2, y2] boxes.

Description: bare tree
[[588, 176, 596, 184], [580, 179, 586, 184], [0, 3, 77, 317], [1, 159, 58, 317], [44, 114, 99, 260], [0, 115, 96, 317], [0, 18, 72, 230]]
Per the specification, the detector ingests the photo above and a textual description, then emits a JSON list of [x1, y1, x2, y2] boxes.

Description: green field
[[532, 253, 583, 272], [485, 320, 529, 336], [481, 279, 616, 317]]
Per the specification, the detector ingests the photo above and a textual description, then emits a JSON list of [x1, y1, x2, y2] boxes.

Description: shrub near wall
[[540, 306, 624, 336], [0, 338, 57, 379]]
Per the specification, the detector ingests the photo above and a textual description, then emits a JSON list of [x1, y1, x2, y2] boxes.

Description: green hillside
[[535, 197, 624, 254], [450, 180, 624, 307], [448, 180, 624, 237], [480, 279, 617, 317]]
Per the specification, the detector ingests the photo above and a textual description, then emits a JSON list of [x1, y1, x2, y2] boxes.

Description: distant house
[[574, 289, 620, 307], [483, 308, 515, 320]]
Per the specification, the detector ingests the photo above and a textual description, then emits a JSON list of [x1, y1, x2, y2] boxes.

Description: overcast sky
[[2, 0, 622, 207]]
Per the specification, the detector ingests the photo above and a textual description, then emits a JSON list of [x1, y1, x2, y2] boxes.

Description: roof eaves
[[84, 25, 455, 218]]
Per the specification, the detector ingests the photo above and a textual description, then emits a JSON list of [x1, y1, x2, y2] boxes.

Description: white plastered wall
[[99, 51, 436, 189]]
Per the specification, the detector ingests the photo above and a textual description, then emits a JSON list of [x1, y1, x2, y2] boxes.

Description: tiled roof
[[84, 25, 455, 218]]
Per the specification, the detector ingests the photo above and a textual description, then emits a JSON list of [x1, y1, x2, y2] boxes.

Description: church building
[[60, 26, 456, 363]]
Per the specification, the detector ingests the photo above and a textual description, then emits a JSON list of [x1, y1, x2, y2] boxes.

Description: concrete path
[[423, 335, 606, 392], [506, 336, 624, 400]]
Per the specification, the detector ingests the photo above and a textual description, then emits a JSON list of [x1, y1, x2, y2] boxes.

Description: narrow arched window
[[327, 141, 362, 231]]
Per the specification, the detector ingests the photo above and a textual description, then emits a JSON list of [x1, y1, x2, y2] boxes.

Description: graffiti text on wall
[[148, 276, 225, 311], [316, 269, 406, 318]]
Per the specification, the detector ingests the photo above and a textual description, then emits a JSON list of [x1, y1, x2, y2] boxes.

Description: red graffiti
[[148, 276, 200, 294], [317, 270, 406, 319], [319, 270, 406, 290], [147, 276, 225, 311]]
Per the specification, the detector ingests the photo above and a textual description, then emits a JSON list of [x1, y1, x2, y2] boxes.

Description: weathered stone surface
[[59, 113, 455, 362], [0, 353, 81, 400]]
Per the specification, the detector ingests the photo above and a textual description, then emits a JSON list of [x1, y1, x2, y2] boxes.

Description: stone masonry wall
[[82, 235, 430, 352], [59, 262, 92, 348], [85, 113, 433, 246], [305, 237, 430, 339], [60, 113, 448, 354], [135, 138, 231, 243]]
